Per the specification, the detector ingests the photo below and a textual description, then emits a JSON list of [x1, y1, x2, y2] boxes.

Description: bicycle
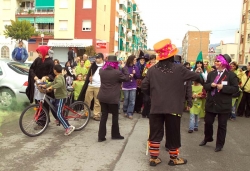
[[19, 87, 91, 137]]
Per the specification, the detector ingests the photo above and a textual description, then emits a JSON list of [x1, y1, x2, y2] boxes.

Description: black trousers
[[204, 112, 228, 148], [142, 93, 151, 117], [134, 87, 143, 112], [237, 92, 250, 117], [149, 114, 181, 149], [98, 102, 121, 139]]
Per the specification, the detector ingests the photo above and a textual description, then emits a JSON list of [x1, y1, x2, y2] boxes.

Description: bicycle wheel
[[19, 104, 49, 137], [66, 101, 91, 131]]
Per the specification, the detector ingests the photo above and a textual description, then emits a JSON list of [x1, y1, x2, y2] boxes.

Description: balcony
[[127, 1, 132, 7], [37, 29, 54, 34], [119, 4, 127, 12], [120, 32, 125, 38], [16, 7, 54, 15], [126, 37, 132, 42], [119, 18, 126, 26]]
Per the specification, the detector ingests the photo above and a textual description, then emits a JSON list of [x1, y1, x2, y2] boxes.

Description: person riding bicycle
[[41, 65, 75, 136]]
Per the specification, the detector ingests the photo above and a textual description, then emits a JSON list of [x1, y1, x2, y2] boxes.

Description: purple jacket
[[122, 65, 140, 89]]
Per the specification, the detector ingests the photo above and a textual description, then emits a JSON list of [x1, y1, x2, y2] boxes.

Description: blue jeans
[[230, 99, 238, 119], [189, 113, 199, 130], [123, 90, 136, 116]]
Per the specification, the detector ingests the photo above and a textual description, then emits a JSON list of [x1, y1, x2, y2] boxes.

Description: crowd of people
[[13, 37, 250, 167]]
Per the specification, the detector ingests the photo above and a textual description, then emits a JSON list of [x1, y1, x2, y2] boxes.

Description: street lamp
[[41, 33, 44, 45], [186, 24, 202, 51]]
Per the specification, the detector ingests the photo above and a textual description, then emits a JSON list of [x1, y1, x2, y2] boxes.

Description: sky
[[136, 0, 242, 48]]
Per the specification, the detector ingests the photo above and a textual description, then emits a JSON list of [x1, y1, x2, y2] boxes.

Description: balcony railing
[[16, 8, 54, 14], [119, 18, 126, 26], [37, 29, 54, 33], [119, 4, 127, 12]]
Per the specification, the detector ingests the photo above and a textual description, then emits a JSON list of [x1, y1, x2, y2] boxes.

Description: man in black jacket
[[199, 54, 238, 152], [77, 53, 105, 121]]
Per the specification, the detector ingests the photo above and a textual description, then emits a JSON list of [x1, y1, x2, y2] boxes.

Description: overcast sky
[[136, 0, 242, 48]]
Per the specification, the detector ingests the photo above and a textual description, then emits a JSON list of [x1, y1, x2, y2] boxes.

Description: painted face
[[214, 60, 222, 69], [140, 59, 145, 65], [196, 62, 202, 68]]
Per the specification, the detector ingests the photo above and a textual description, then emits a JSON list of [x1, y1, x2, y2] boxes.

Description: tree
[[4, 20, 36, 42], [84, 46, 96, 56]]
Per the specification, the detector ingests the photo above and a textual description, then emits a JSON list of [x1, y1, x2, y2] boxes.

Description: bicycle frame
[[38, 93, 83, 119]]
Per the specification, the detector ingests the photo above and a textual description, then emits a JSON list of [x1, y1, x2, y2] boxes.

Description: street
[[0, 109, 250, 171]]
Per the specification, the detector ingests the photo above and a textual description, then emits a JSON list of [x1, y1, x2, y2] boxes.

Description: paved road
[[0, 110, 250, 171]]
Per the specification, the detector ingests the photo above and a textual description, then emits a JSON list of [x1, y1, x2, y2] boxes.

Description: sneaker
[[64, 126, 75, 136], [168, 158, 187, 166], [149, 157, 162, 166], [124, 113, 127, 117], [188, 130, 193, 133], [34, 125, 44, 130], [194, 128, 198, 131], [128, 115, 133, 119]]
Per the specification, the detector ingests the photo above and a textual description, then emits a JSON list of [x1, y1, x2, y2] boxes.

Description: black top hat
[[95, 53, 104, 59], [223, 54, 231, 64], [107, 55, 118, 62]]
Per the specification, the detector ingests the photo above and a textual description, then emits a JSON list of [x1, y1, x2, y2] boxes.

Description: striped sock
[[148, 141, 160, 158], [169, 148, 179, 159]]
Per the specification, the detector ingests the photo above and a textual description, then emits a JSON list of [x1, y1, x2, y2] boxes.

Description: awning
[[48, 39, 93, 47], [35, 17, 54, 23], [17, 17, 35, 23], [35, 0, 54, 9]]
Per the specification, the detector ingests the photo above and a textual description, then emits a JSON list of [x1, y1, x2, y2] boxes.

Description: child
[[188, 81, 206, 133], [42, 65, 75, 136], [73, 74, 85, 101]]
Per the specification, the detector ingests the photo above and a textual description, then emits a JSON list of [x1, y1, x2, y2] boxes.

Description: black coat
[[141, 64, 203, 115], [26, 57, 55, 103], [97, 66, 129, 104], [204, 70, 238, 114], [77, 62, 99, 101]]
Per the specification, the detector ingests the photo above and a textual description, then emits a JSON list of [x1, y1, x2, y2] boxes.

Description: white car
[[0, 59, 30, 109]]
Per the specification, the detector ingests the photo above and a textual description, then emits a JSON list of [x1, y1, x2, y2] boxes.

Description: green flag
[[196, 51, 203, 62]]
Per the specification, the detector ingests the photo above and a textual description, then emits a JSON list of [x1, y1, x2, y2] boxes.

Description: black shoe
[[214, 147, 222, 152], [188, 130, 193, 133], [98, 138, 106, 142], [199, 140, 207, 146], [112, 135, 124, 140]]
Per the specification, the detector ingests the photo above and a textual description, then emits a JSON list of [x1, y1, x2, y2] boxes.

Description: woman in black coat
[[97, 56, 129, 142]]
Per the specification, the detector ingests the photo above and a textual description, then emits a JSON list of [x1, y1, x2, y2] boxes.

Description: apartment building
[[111, 0, 147, 60], [0, 0, 147, 61], [238, 0, 250, 65], [182, 31, 210, 62]]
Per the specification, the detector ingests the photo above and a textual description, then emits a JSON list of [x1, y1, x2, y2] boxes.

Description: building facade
[[238, 0, 250, 65], [0, 0, 147, 62], [182, 31, 210, 62]]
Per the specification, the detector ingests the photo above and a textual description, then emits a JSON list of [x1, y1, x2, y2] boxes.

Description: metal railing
[[16, 8, 54, 14], [37, 29, 54, 33]]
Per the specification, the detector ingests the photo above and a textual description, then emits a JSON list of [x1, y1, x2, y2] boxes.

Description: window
[[83, 0, 92, 8], [59, 20, 68, 30], [104, 24, 105, 31], [60, 0, 68, 8], [104, 5, 106, 11], [3, 20, 11, 30], [3, 0, 11, 9], [248, 34, 250, 41], [0, 66, 2, 75], [82, 20, 91, 31], [1, 46, 9, 59], [39, 42, 47, 45]]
